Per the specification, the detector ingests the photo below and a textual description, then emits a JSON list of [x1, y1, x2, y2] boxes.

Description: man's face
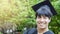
[[36, 15, 51, 29]]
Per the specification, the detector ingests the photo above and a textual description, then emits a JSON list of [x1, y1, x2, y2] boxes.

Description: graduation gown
[[23, 28, 54, 34]]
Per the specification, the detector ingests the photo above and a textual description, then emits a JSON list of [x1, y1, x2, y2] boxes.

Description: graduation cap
[[32, 0, 57, 17]]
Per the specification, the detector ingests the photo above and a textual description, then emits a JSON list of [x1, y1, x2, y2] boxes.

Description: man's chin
[[38, 27, 46, 29]]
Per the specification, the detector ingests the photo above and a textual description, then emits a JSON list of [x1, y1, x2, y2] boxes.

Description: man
[[23, 0, 57, 34]]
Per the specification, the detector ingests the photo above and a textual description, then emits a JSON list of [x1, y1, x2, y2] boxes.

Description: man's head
[[35, 5, 52, 29], [32, 0, 57, 29], [36, 14, 51, 29]]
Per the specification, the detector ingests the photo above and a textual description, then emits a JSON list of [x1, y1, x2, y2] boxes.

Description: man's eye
[[37, 16, 41, 18], [43, 17, 47, 19]]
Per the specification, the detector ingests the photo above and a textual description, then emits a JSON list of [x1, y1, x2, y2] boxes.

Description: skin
[[36, 15, 51, 34]]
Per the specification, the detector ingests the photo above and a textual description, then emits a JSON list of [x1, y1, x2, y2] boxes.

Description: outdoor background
[[0, 0, 60, 34]]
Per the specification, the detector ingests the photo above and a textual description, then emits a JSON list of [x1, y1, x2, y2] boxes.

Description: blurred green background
[[0, 0, 60, 34]]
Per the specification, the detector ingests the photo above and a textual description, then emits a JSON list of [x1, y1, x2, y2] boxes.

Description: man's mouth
[[38, 22, 46, 24], [38, 22, 45, 26]]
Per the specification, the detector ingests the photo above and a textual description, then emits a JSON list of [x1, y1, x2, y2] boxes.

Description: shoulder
[[23, 28, 36, 34], [44, 30, 54, 34]]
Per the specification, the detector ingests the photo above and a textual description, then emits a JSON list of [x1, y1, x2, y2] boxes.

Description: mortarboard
[[32, 0, 57, 17]]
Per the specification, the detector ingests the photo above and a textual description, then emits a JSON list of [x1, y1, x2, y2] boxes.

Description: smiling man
[[23, 0, 57, 34]]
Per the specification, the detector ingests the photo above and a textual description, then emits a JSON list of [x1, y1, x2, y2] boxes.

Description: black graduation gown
[[23, 28, 54, 34]]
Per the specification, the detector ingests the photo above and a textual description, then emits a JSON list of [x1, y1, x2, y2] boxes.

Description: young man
[[23, 0, 57, 34]]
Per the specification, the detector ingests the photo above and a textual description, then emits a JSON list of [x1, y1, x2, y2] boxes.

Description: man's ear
[[48, 20, 50, 23], [49, 18, 51, 23]]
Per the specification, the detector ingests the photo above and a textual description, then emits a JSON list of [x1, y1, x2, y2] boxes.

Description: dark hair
[[35, 13, 51, 19]]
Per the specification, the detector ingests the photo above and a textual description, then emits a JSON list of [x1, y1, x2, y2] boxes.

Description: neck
[[37, 27, 49, 34]]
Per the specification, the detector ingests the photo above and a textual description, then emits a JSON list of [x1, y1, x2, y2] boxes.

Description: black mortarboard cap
[[32, 0, 57, 17]]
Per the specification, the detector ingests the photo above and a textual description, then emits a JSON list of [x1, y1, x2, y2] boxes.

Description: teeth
[[38, 22, 45, 24], [38, 23, 44, 24]]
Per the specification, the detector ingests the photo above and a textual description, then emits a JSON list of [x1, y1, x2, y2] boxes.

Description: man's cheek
[[45, 19, 50, 23]]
